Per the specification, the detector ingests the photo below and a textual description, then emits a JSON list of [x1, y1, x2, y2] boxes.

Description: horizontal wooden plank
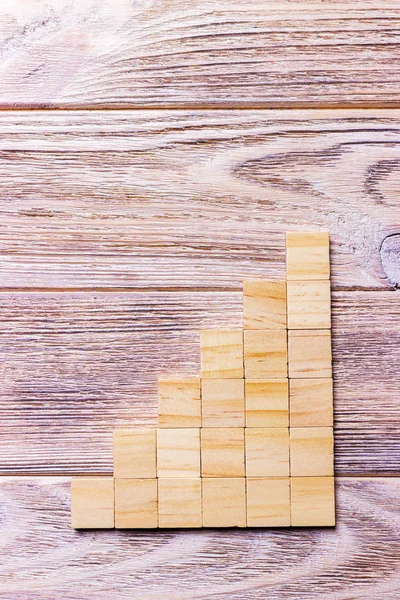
[[0, 290, 398, 475], [0, 476, 399, 598], [0, 109, 399, 290], [1, 3, 400, 108]]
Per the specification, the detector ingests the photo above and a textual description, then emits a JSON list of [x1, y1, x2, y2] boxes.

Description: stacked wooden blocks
[[71, 231, 335, 529]]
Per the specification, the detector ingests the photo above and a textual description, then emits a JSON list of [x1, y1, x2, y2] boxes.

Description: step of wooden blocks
[[245, 379, 289, 427], [290, 427, 334, 477], [115, 478, 158, 528], [245, 428, 290, 477], [290, 477, 335, 527], [158, 478, 202, 528], [287, 280, 331, 329], [71, 477, 114, 529], [200, 329, 243, 378], [288, 329, 332, 379], [201, 378, 245, 427], [113, 429, 156, 478], [286, 231, 330, 280], [201, 427, 245, 477], [158, 376, 201, 428], [243, 279, 287, 330], [289, 378, 333, 427], [157, 428, 200, 478], [244, 329, 288, 378], [246, 478, 290, 527], [202, 478, 246, 527]]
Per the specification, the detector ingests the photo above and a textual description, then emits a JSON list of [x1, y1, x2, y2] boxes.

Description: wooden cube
[[288, 329, 332, 379], [291, 477, 335, 527], [243, 279, 286, 330], [200, 329, 243, 379], [246, 478, 290, 527], [158, 478, 202, 528], [244, 330, 287, 379], [245, 379, 289, 428], [290, 378, 333, 427], [201, 378, 245, 427], [287, 280, 331, 329], [245, 428, 289, 477], [115, 478, 158, 528], [202, 478, 246, 527], [158, 376, 201, 428], [157, 428, 200, 477], [286, 231, 330, 280], [290, 427, 334, 476], [113, 429, 156, 479], [201, 428, 245, 477], [71, 477, 114, 529]]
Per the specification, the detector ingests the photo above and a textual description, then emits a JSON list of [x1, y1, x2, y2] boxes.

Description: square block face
[[290, 378, 333, 427], [290, 427, 334, 476], [287, 280, 331, 330], [288, 330, 332, 379], [201, 378, 245, 427], [200, 329, 243, 379], [291, 477, 335, 527], [202, 478, 246, 527], [158, 376, 201, 428], [201, 428, 245, 477], [246, 478, 290, 527], [115, 479, 157, 529], [113, 429, 156, 479], [243, 279, 286, 330], [158, 478, 202, 528], [157, 428, 200, 477], [245, 428, 289, 476], [286, 231, 330, 280], [71, 478, 114, 529], [244, 330, 288, 379], [245, 379, 289, 428]]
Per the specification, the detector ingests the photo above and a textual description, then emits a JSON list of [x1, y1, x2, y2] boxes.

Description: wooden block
[[158, 478, 202, 528], [245, 428, 289, 476], [201, 428, 245, 477], [157, 428, 200, 477], [245, 379, 289, 428], [113, 429, 156, 479], [290, 378, 333, 427], [246, 478, 290, 527], [244, 330, 287, 379], [291, 477, 335, 527], [286, 231, 330, 280], [114, 478, 157, 529], [288, 329, 332, 379], [200, 329, 243, 379], [287, 280, 331, 330], [158, 376, 201, 428], [71, 477, 114, 529], [290, 427, 334, 476], [243, 279, 286, 330], [202, 478, 246, 527], [201, 378, 245, 427]]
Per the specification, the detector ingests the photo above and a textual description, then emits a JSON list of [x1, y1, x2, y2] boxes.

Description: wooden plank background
[[0, 2, 399, 598]]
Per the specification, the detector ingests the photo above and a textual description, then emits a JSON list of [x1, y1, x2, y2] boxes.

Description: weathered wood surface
[[0, 476, 399, 599], [0, 290, 398, 475], [1, 2, 400, 108], [0, 109, 400, 290]]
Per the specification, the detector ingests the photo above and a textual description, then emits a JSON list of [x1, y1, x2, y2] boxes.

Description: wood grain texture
[[1, 2, 400, 108], [0, 476, 399, 598], [0, 109, 399, 289]]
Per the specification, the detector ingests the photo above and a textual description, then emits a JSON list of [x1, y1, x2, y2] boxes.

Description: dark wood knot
[[380, 234, 400, 288]]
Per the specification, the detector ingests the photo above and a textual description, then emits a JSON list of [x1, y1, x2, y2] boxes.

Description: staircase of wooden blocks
[[71, 231, 335, 529]]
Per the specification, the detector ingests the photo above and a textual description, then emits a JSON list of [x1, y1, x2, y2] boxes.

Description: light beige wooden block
[[288, 329, 332, 379], [287, 280, 331, 329], [245, 379, 289, 427], [286, 231, 330, 280], [291, 477, 335, 527], [202, 478, 246, 527], [290, 427, 334, 476], [71, 477, 114, 529], [244, 330, 287, 379], [115, 478, 158, 528], [158, 478, 202, 528], [113, 428, 156, 479], [201, 428, 245, 477], [290, 378, 333, 427], [200, 329, 243, 379], [243, 279, 286, 330], [246, 478, 290, 527], [157, 428, 200, 477], [201, 378, 245, 427], [245, 428, 289, 476], [158, 376, 201, 428]]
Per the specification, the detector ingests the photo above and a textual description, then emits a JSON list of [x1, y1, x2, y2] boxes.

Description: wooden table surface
[[1, 2, 399, 598]]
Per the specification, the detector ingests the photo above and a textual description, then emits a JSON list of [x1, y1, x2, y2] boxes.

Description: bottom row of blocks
[[72, 476, 335, 529]]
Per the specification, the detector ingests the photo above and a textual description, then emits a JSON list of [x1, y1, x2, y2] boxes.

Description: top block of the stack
[[286, 232, 330, 281]]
